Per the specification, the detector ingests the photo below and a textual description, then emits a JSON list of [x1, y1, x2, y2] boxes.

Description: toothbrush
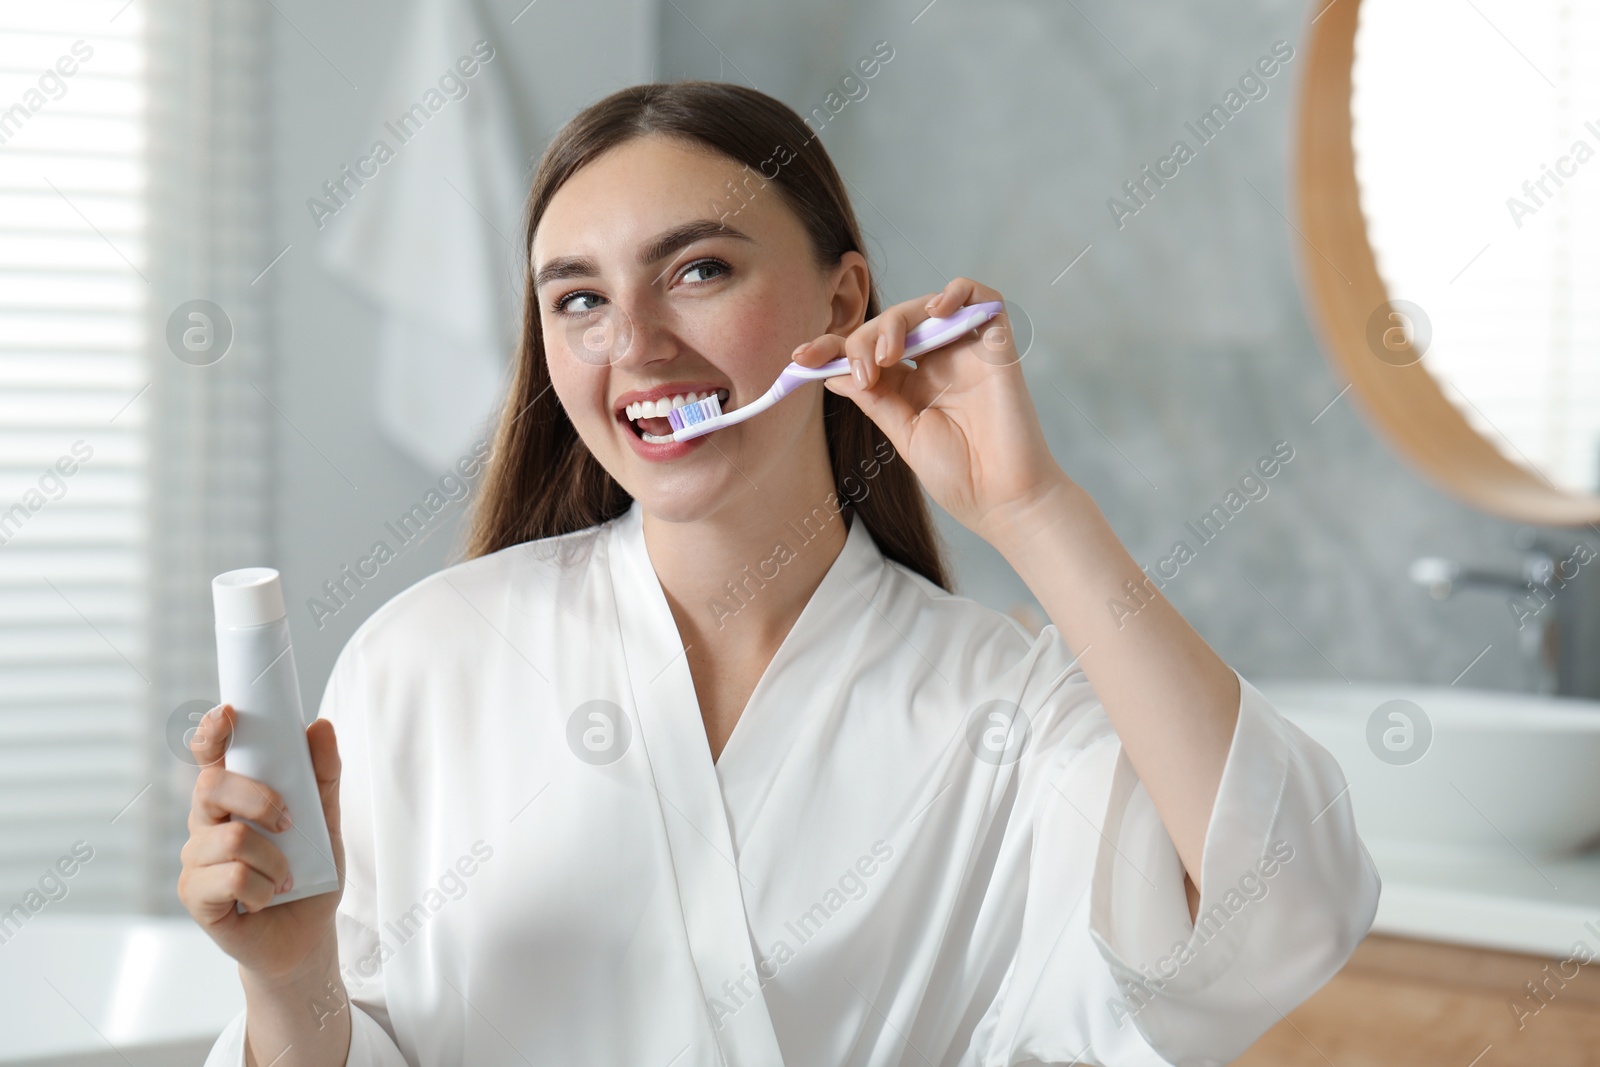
[[665, 300, 1005, 442]]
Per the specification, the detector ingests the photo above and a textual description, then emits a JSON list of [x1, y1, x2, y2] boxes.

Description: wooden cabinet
[[1231, 934, 1600, 1066]]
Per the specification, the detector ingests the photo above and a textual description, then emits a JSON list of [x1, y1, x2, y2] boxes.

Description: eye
[[552, 290, 604, 315], [678, 257, 730, 285]]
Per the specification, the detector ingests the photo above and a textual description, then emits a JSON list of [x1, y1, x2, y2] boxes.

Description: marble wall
[[657, 0, 1570, 691]]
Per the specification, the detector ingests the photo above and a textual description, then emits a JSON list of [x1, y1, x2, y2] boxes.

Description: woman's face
[[534, 134, 868, 525]]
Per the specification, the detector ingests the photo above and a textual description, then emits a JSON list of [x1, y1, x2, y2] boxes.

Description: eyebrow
[[533, 218, 755, 291]]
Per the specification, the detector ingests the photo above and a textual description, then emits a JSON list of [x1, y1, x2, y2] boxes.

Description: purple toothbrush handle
[[777, 300, 1005, 394]]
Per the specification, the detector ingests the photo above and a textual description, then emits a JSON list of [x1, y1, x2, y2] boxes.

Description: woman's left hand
[[795, 277, 1068, 542]]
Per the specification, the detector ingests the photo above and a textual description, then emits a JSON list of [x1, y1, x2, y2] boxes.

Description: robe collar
[[602, 495, 887, 1062], [606, 496, 889, 773]]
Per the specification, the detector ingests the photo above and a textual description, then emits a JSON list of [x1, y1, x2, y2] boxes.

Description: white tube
[[213, 567, 339, 908]]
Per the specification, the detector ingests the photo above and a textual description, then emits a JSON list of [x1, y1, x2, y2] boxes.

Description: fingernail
[[874, 335, 888, 366], [277, 875, 293, 895], [851, 357, 868, 389], [204, 704, 221, 723], [277, 811, 293, 831], [792, 342, 809, 359]]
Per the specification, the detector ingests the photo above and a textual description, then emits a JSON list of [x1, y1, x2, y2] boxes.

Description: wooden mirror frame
[[1292, 0, 1600, 525]]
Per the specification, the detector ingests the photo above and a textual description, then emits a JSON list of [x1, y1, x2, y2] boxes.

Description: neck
[[643, 486, 850, 655]]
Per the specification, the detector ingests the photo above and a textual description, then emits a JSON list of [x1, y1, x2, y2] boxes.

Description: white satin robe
[[204, 499, 1379, 1067]]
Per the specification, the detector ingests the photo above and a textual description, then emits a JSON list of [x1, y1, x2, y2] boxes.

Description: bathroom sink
[[1255, 681, 1600, 859]]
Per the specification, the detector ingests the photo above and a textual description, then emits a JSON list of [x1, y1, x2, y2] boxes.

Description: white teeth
[[640, 429, 675, 443], [623, 390, 727, 421]]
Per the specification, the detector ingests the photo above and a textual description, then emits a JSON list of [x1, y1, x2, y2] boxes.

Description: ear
[[826, 250, 872, 336]]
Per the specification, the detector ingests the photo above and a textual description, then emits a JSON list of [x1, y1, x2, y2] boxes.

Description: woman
[[185, 82, 1378, 1067]]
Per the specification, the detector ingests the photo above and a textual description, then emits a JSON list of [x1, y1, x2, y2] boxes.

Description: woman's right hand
[[177, 703, 346, 984]]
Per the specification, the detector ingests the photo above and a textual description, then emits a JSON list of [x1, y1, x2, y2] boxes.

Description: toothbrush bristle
[[667, 394, 723, 431]]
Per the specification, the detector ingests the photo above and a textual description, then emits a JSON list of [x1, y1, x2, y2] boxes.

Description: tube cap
[[213, 567, 287, 627]]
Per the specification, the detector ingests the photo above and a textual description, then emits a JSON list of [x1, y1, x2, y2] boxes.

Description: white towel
[[320, 0, 526, 471]]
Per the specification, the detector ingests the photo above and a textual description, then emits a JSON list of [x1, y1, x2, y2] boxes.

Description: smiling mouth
[[620, 389, 729, 442]]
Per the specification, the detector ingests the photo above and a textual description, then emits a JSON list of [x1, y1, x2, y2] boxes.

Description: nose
[[585, 295, 684, 374]]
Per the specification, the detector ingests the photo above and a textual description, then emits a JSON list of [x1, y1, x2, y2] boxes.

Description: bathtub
[[0, 914, 242, 1066]]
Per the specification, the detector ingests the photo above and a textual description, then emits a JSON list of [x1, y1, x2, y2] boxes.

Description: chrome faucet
[[1410, 528, 1600, 698]]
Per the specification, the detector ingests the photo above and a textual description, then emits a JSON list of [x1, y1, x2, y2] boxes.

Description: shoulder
[[871, 557, 1101, 750], [875, 555, 1066, 678], [338, 519, 613, 666]]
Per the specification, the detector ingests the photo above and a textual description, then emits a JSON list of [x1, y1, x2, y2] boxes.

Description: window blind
[[0, 0, 150, 913], [0, 0, 270, 916]]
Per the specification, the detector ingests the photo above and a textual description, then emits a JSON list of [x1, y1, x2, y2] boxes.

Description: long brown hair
[[463, 81, 949, 590]]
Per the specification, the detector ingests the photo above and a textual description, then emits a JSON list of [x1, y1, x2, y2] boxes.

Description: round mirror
[[1294, 0, 1600, 524]]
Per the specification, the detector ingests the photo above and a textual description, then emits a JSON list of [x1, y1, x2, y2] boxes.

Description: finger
[[184, 819, 292, 891], [787, 334, 876, 391], [825, 305, 910, 383], [874, 292, 963, 366], [924, 276, 1006, 327], [843, 316, 877, 374], [871, 307, 909, 367], [838, 326, 889, 391], [193, 768, 292, 831], [924, 277, 976, 318], [185, 859, 278, 917], [307, 719, 342, 844], [790, 336, 835, 369], [790, 326, 869, 371], [188, 703, 233, 768]]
